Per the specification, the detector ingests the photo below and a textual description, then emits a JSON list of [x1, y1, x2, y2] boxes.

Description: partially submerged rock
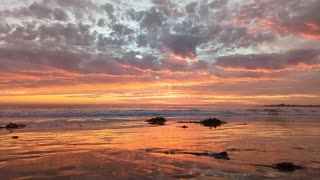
[[200, 117, 226, 128], [146, 117, 167, 125], [272, 162, 303, 171], [253, 162, 304, 172], [292, 147, 305, 150], [236, 123, 247, 125], [177, 125, 188, 129], [212, 151, 230, 160], [145, 148, 230, 160], [178, 117, 226, 128], [164, 149, 179, 154], [184, 151, 230, 160], [1, 123, 26, 129]]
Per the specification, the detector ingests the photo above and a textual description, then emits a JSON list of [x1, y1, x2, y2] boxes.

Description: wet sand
[[1, 115, 320, 179]]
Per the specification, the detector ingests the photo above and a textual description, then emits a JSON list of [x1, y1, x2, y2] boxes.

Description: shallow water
[[0, 105, 320, 179]]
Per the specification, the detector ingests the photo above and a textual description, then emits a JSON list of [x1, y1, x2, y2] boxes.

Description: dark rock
[[145, 148, 230, 160], [12, 136, 19, 139], [177, 125, 188, 129], [178, 117, 226, 128], [292, 147, 305, 150], [272, 162, 303, 171], [183, 152, 207, 156], [164, 150, 177, 154], [253, 162, 304, 172], [184, 151, 230, 160], [144, 148, 162, 152], [4, 123, 26, 129], [200, 117, 226, 128], [145, 117, 167, 125], [211, 151, 230, 160], [236, 123, 247, 125]]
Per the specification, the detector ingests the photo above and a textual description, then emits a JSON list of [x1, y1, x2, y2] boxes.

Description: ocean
[[0, 104, 319, 179]]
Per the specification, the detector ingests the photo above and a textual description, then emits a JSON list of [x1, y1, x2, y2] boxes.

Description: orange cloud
[[299, 33, 320, 40]]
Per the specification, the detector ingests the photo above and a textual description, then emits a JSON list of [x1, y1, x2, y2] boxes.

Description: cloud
[[229, 0, 320, 40], [185, 2, 198, 13], [162, 33, 202, 59], [140, 7, 166, 30], [29, 2, 69, 21], [0, 0, 319, 104], [214, 49, 320, 70]]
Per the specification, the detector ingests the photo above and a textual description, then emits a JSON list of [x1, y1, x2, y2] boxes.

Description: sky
[[0, 0, 319, 105]]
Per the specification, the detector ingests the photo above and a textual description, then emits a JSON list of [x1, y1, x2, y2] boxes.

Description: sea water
[[0, 104, 319, 179]]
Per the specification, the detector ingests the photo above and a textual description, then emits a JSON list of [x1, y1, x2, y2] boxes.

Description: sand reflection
[[1, 116, 320, 179]]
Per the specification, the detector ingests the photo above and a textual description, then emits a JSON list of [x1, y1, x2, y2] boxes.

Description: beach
[[0, 104, 320, 179], [1, 0, 320, 179]]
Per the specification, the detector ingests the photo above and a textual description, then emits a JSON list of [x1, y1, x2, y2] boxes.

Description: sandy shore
[[1, 114, 320, 179]]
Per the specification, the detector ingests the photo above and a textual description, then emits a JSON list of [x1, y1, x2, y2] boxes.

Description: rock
[[272, 162, 303, 171], [177, 125, 188, 129], [4, 123, 26, 129], [164, 150, 177, 154], [200, 117, 226, 128], [253, 162, 304, 172], [178, 117, 227, 128], [236, 123, 247, 125], [12, 136, 19, 139], [292, 147, 305, 150], [184, 151, 230, 160], [145, 117, 167, 125], [211, 151, 230, 160], [145, 148, 230, 160]]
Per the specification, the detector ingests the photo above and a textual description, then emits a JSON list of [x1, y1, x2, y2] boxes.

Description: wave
[[0, 107, 320, 119], [0, 110, 221, 118]]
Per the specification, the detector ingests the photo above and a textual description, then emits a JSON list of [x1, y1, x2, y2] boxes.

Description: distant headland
[[264, 104, 320, 107]]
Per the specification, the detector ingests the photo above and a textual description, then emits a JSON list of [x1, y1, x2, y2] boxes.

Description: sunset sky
[[0, 0, 319, 105]]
